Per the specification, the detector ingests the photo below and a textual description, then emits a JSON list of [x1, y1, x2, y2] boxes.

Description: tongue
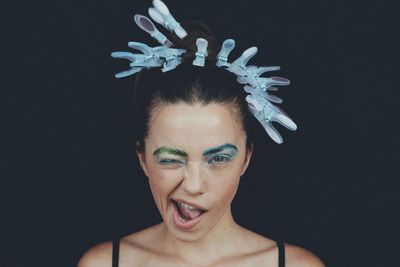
[[179, 205, 203, 220]]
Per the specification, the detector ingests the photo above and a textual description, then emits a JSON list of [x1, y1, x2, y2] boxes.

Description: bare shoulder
[[76, 224, 164, 267], [285, 243, 325, 267], [237, 226, 325, 267], [77, 241, 113, 267]]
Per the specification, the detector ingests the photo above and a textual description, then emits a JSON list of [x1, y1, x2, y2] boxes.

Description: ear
[[136, 141, 149, 177], [240, 143, 253, 176]]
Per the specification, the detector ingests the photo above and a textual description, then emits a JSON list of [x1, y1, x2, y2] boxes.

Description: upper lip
[[172, 198, 208, 211]]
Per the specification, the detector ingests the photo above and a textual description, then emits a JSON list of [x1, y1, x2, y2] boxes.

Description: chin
[[169, 227, 207, 243]]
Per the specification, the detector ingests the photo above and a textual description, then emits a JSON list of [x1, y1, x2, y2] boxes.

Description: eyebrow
[[153, 147, 188, 158], [152, 143, 238, 158], [202, 143, 238, 156]]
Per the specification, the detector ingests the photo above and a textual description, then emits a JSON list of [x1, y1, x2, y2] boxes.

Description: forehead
[[146, 102, 245, 152]]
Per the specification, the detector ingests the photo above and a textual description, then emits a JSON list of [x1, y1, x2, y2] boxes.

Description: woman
[[78, 1, 325, 266]]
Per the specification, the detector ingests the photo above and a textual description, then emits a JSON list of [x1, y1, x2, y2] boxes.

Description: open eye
[[208, 155, 231, 164]]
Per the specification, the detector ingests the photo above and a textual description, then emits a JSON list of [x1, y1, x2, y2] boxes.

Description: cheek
[[147, 166, 184, 196], [222, 177, 240, 200], [209, 168, 241, 205]]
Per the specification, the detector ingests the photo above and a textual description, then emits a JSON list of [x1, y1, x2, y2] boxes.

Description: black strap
[[277, 240, 285, 267], [112, 238, 120, 267]]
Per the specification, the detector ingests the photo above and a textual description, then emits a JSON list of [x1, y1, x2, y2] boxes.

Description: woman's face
[[136, 102, 252, 242]]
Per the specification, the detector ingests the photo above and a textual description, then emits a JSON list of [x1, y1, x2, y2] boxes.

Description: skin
[[78, 102, 325, 267]]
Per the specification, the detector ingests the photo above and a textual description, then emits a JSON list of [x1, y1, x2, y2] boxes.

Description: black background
[[2, 0, 399, 266]]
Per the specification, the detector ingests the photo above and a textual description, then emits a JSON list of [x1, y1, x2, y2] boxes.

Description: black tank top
[[112, 238, 285, 267]]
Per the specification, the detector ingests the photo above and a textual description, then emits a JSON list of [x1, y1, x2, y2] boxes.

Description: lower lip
[[172, 201, 205, 230]]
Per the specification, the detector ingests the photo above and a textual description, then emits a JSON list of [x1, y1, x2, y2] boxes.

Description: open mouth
[[172, 199, 207, 222]]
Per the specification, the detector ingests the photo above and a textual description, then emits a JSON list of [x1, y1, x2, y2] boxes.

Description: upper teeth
[[178, 201, 197, 210]]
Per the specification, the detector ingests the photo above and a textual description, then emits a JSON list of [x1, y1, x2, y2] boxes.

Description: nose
[[181, 162, 206, 195]]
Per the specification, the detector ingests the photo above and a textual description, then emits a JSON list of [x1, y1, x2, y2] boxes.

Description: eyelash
[[207, 155, 232, 164], [158, 155, 232, 165]]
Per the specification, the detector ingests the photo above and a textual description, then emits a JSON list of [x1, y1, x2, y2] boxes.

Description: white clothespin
[[193, 38, 208, 67], [134, 14, 173, 47], [148, 0, 188, 39], [216, 39, 235, 68]]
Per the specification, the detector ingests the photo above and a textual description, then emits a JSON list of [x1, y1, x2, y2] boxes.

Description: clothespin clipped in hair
[[228, 46, 258, 76], [110, 41, 186, 78], [216, 39, 235, 68], [244, 85, 283, 104], [148, 0, 188, 39], [238, 75, 290, 92], [193, 38, 208, 67], [134, 14, 173, 47], [245, 95, 297, 144], [111, 42, 161, 78], [152, 46, 186, 72]]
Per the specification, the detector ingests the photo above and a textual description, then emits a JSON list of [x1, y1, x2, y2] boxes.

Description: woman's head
[[133, 21, 255, 241], [136, 101, 252, 242]]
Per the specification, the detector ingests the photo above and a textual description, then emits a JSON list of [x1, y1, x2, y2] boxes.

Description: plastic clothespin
[[246, 96, 281, 143], [246, 95, 297, 144], [238, 75, 290, 92], [234, 47, 258, 67], [251, 66, 281, 76], [193, 38, 208, 67], [111, 41, 185, 78], [228, 47, 258, 75], [134, 14, 173, 47], [148, 0, 187, 39], [216, 39, 235, 68], [110, 51, 146, 78], [152, 46, 186, 72], [244, 85, 283, 104], [127, 42, 163, 67], [262, 77, 290, 91], [111, 41, 163, 78]]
